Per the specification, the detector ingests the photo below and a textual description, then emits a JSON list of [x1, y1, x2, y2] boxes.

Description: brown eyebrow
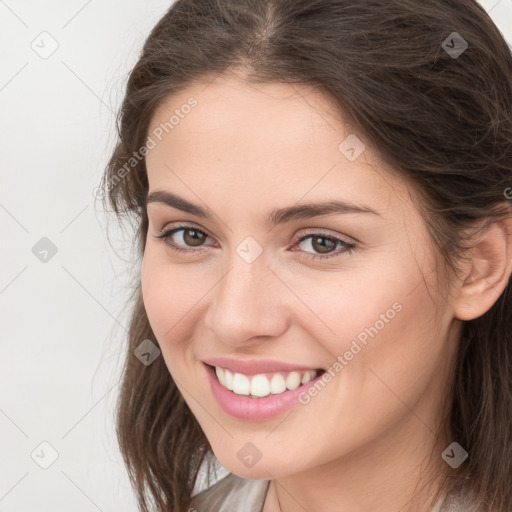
[[146, 190, 380, 225]]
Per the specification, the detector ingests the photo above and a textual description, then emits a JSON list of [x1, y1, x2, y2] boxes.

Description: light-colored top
[[190, 473, 478, 512]]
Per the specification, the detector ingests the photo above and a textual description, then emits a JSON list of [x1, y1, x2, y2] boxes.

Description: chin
[[213, 450, 295, 481]]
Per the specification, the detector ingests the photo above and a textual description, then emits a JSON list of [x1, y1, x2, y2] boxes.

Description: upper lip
[[203, 357, 321, 375]]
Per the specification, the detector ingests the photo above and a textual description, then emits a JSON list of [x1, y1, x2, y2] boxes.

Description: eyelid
[[294, 227, 357, 245], [155, 220, 215, 239], [155, 222, 215, 245]]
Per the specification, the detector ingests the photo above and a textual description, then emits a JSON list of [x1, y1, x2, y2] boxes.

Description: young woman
[[101, 1, 512, 510]]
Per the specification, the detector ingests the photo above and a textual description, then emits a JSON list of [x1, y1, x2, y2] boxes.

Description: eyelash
[[154, 223, 357, 261]]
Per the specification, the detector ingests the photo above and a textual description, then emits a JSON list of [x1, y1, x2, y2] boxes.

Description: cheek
[[327, 267, 445, 421], [140, 251, 203, 360], [300, 258, 442, 388], [269, 267, 445, 464]]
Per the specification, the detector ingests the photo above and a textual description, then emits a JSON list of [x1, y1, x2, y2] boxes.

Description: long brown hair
[[101, 1, 512, 510]]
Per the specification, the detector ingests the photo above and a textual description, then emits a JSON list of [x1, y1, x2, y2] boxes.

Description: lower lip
[[205, 364, 324, 421]]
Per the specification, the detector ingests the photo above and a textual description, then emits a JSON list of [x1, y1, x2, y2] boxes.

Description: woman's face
[[142, 75, 460, 480]]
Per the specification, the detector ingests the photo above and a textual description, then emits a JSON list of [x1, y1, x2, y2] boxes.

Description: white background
[[1, 1, 511, 510]]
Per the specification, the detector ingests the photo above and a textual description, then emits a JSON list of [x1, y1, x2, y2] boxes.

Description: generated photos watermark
[[298, 301, 403, 405], [93, 97, 198, 200]]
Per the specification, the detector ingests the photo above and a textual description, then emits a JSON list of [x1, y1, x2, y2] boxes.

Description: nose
[[203, 253, 289, 347]]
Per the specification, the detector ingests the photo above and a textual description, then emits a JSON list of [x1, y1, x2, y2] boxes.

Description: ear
[[452, 212, 512, 321]]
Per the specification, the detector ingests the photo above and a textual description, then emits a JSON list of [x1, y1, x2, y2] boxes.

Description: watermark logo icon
[[32, 237, 58, 263], [236, 236, 263, 264], [338, 134, 366, 161], [441, 32, 468, 59], [236, 442, 262, 468], [134, 339, 161, 366], [31, 441, 59, 469], [30, 31, 59, 59], [441, 441, 468, 468]]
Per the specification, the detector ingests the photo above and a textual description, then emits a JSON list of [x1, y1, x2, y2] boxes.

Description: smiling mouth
[[206, 364, 326, 398]]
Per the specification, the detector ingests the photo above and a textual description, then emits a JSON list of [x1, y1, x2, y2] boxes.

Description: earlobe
[[452, 215, 512, 321]]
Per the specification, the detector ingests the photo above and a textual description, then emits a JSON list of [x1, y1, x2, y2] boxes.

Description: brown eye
[[294, 233, 357, 260], [182, 228, 207, 247], [155, 225, 212, 253], [310, 236, 337, 254]]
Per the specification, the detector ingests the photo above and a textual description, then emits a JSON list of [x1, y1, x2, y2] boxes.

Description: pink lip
[[203, 357, 320, 375], [204, 363, 325, 421]]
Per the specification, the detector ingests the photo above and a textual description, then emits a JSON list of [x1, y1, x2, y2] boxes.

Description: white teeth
[[232, 372, 250, 395], [301, 370, 316, 384], [214, 366, 318, 397], [250, 374, 270, 397], [285, 371, 301, 390], [224, 369, 234, 390], [270, 373, 286, 394]]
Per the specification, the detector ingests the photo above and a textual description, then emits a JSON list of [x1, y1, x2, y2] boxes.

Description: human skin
[[140, 75, 511, 512]]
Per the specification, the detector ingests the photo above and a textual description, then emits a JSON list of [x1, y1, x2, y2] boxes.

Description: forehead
[[144, 76, 410, 218], [148, 77, 343, 158]]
